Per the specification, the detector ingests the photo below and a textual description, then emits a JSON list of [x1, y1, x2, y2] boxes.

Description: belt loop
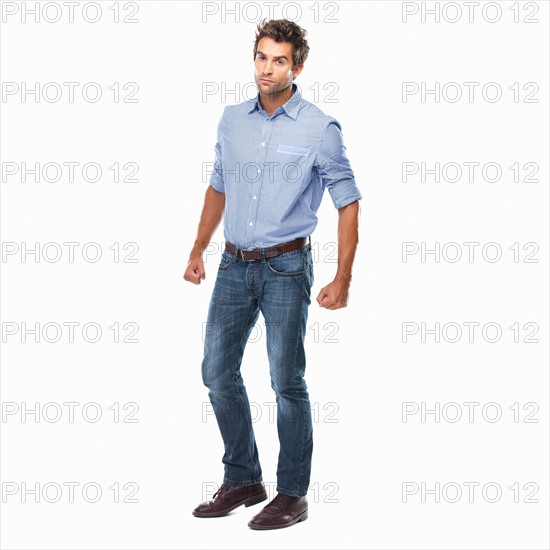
[[260, 246, 266, 263]]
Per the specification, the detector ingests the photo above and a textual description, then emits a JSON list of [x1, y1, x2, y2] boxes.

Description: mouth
[[259, 79, 273, 84]]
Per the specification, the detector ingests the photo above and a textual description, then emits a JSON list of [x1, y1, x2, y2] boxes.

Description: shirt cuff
[[209, 174, 224, 193], [328, 180, 362, 209]]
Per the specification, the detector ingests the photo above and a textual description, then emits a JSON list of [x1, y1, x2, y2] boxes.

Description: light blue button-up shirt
[[209, 82, 362, 250]]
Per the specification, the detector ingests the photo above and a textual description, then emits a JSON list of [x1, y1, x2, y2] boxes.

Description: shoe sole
[[248, 509, 308, 530], [192, 491, 268, 518]]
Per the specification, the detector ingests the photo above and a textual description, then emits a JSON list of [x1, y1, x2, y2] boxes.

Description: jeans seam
[[293, 250, 308, 492], [231, 300, 259, 480]]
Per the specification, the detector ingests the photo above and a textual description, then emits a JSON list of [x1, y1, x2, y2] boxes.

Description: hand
[[183, 255, 205, 285], [316, 278, 350, 310]]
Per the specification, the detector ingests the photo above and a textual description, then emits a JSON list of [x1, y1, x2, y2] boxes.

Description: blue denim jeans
[[201, 242, 314, 497]]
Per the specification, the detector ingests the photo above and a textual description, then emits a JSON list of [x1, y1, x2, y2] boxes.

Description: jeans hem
[[223, 478, 263, 487], [276, 485, 308, 498]]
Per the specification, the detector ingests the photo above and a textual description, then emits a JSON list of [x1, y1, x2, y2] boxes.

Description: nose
[[262, 60, 273, 75]]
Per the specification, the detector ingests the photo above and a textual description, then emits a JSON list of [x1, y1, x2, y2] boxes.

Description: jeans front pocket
[[267, 250, 305, 276], [219, 250, 233, 270]]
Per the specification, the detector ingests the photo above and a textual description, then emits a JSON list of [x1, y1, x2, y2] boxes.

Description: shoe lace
[[212, 484, 226, 500], [266, 493, 291, 514]]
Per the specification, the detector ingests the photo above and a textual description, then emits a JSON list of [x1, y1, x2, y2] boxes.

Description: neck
[[259, 84, 294, 116]]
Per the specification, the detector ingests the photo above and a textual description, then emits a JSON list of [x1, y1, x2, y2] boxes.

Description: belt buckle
[[240, 249, 254, 261]]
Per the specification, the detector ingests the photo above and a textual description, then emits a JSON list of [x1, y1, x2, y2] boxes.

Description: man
[[184, 19, 361, 530]]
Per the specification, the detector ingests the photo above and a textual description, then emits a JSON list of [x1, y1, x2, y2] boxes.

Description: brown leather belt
[[225, 237, 308, 261]]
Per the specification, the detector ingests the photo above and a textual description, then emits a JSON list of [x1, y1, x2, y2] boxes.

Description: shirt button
[[261, 142, 265, 146], [253, 195, 257, 200], [249, 222, 253, 226], [257, 168, 261, 174]]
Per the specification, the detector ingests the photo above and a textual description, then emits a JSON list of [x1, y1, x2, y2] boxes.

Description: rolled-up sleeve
[[209, 108, 226, 192], [316, 118, 362, 208]]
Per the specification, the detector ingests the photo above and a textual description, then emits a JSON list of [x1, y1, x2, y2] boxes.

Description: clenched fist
[[183, 255, 206, 285]]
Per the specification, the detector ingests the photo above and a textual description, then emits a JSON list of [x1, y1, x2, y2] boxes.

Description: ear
[[293, 63, 304, 78]]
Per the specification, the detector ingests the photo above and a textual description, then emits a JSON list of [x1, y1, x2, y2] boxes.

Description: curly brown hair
[[253, 19, 310, 69]]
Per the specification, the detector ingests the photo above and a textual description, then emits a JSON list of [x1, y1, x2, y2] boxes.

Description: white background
[[1, 1, 548, 549]]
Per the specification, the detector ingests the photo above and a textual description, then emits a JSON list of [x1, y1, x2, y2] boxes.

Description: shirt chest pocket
[[275, 144, 311, 185], [277, 144, 310, 157]]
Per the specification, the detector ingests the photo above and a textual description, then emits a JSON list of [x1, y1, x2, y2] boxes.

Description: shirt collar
[[248, 82, 302, 120]]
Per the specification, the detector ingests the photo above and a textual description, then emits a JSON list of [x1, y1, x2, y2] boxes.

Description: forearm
[[190, 185, 226, 257], [334, 200, 360, 283]]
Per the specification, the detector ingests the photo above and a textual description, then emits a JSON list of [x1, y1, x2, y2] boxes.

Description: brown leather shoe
[[248, 493, 308, 530], [192, 483, 267, 517]]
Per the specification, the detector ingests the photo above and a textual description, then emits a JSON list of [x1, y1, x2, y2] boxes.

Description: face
[[254, 37, 303, 97]]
